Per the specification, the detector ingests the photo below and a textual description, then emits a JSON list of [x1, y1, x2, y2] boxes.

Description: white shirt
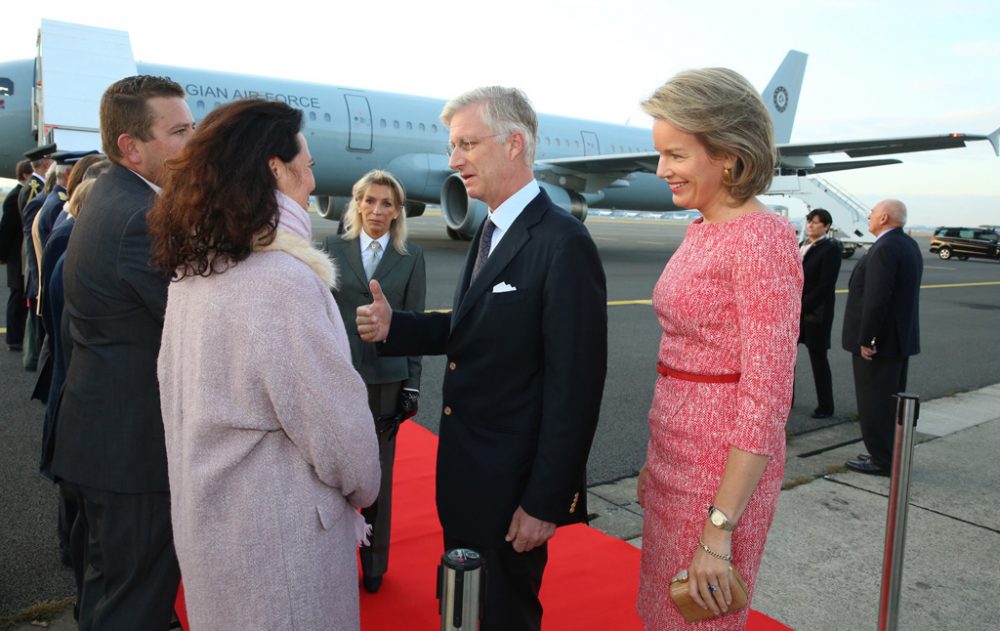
[[485, 180, 541, 255], [129, 169, 162, 195], [360, 230, 391, 272], [874, 226, 900, 242]]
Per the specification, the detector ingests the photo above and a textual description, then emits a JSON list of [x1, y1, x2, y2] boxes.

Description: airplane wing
[[537, 127, 1000, 185]]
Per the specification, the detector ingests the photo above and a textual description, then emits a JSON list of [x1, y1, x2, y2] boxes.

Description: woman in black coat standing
[[799, 208, 842, 418]]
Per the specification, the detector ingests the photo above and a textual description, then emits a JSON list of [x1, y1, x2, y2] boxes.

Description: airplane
[[1, 19, 997, 245]]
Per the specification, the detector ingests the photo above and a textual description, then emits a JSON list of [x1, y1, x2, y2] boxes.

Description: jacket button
[[443, 405, 452, 416], [448, 361, 457, 370]]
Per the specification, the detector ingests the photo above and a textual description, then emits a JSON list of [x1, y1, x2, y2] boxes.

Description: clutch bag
[[669, 565, 748, 622]]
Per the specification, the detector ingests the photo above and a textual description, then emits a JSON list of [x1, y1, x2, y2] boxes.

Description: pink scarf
[[276, 191, 311, 240]]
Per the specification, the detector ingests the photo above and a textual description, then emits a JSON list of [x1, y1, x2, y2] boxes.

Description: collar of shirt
[[487, 179, 540, 255], [360, 229, 391, 270], [33, 173, 46, 185], [874, 226, 899, 242], [128, 169, 162, 195]]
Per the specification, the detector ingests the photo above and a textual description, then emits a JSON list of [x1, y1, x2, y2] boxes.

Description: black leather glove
[[397, 389, 419, 421]]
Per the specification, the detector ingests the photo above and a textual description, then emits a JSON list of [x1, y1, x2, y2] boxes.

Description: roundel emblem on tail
[[773, 86, 789, 113]]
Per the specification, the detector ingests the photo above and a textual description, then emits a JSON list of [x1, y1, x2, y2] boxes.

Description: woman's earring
[[722, 166, 734, 187]]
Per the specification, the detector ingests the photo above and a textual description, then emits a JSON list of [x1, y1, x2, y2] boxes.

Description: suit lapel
[[373, 244, 402, 280], [451, 191, 550, 332], [339, 239, 368, 287]]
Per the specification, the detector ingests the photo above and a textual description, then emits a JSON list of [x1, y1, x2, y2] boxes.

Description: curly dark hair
[[148, 99, 303, 278]]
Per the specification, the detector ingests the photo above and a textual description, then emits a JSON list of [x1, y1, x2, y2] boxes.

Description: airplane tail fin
[[762, 50, 808, 145], [987, 126, 1000, 156]]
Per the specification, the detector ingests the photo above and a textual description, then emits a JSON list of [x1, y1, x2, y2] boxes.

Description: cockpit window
[[0, 78, 12, 96]]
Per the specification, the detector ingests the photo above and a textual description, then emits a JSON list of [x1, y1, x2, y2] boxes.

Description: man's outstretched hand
[[356, 279, 391, 343]]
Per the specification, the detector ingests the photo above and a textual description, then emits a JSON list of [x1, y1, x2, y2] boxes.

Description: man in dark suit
[[798, 208, 842, 418], [842, 199, 922, 475], [0, 159, 32, 351], [19, 150, 55, 371], [358, 87, 607, 630], [324, 169, 426, 593], [51, 75, 194, 629]]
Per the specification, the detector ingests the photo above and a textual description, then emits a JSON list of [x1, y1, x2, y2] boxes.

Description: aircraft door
[[344, 94, 373, 151], [581, 131, 600, 155]]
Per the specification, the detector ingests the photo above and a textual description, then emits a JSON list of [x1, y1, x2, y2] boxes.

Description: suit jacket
[[0, 183, 23, 288], [798, 237, 841, 350], [381, 189, 608, 547], [17, 174, 44, 213], [51, 164, 172, 493], [324, 235, 425, 389], [842, 228, 922, 358]]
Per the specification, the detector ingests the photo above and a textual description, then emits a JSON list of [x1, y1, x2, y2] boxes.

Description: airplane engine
[[440, 174, 488, 240], [317, 195, 351, 221], [537, 182, 588, 223]]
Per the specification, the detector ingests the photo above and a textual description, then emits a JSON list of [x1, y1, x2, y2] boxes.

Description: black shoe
[[856, 453, 872, 462], [811, 408, 834, 419], [846, 458, 890, 476], [363, 574, 383, 594]]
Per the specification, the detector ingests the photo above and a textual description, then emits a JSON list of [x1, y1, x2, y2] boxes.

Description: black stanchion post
[[437, 548, 484, 631], [878, 393, 919, 631]]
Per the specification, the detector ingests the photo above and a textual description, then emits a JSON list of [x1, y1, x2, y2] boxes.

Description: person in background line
[[842, 199, 922, 476], [357, 86, 607, 631], [49, 74, 195, 629], [150, 98, 380, 631], [0, 159, 33, 351], [19, 150, 56, 371], [635, 67, 802, 629], [323, 169, 425, 594], [798, 208, 842, 419]]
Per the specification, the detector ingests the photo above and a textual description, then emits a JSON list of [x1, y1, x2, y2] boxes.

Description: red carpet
[[177, 422, 793, 630]]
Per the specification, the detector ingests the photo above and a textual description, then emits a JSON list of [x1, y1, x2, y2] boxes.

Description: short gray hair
[[641, 67, 776, 203], [441, 86, 537, 165]]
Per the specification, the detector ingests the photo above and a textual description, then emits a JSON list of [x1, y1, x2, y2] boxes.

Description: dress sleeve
[[728, 219, 803, 456]]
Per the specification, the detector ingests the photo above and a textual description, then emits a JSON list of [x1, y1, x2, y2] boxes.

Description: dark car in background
[[929, 226, 1000, 261]]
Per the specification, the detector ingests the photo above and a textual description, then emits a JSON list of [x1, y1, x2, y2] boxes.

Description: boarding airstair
[[32, 19, 136, 152], [768, 174, 874, 257]]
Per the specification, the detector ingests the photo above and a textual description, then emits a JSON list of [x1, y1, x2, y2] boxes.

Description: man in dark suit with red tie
[[842, 199, 922, 475], [357, 86, 607, 630]]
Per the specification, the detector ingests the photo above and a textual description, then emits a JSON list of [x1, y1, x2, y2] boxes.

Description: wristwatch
[[707, 505, 736, 531]]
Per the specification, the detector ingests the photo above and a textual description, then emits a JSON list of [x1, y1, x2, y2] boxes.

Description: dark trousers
[[5, 285, 26, 347], [59, 482, 88, 620], [444, 534, 547, 631], [852, 354, 909, 467], [361, 381, 403, 578], [807, 346, 835, 413], [69, 482, 180, 631]]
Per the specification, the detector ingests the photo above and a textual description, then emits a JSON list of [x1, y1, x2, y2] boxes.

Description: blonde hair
[[641, 67, 776, 203], [342, 170, 409, 254], [66, 178, 96, 218]]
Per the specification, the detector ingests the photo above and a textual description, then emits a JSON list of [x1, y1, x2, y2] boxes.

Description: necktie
[[365, 241, 382, 280], [471, 217, 496, 282]]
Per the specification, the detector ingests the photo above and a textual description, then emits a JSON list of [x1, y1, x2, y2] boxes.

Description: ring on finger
[[708, 584, 719, 593]]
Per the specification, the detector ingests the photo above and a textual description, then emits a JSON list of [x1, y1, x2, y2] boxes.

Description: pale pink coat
[[158, 228, 380, 631]]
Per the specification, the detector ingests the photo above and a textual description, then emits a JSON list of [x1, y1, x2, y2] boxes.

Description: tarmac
[[6, 385, 999, 630]]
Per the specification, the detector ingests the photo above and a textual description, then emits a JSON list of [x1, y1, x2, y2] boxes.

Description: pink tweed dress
[[637, 212, 802, 630]]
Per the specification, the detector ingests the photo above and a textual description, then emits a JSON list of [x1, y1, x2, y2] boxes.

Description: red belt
[[656, 361, 740, 383]]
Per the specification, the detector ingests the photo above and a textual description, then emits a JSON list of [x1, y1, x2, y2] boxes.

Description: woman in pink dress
[[635, 68, 803, 629]]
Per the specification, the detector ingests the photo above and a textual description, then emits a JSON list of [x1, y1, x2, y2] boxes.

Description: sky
[[1, 0, 998, 227]]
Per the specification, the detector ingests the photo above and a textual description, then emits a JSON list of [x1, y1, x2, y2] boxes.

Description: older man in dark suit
[[358, 86, 607, 630], [842, 199, 922, 475], [50, 75, 194, 629]]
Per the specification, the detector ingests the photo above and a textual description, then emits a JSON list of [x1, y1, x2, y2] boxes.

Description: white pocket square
[[492, 282, 517, 293]]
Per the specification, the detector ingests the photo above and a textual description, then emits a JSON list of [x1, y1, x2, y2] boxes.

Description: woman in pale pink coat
[[150, 99, 380, 631]]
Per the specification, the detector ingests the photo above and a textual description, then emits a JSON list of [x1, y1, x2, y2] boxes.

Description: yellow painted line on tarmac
[[5, 282, 992, 332], [834, 280, 1000, 294]]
